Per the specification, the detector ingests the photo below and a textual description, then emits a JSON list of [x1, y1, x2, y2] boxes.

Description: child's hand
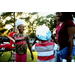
[[31, 54, 34, 61]]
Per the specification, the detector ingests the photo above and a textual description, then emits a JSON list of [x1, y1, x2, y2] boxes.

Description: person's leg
[[21, 53, 27, 62], [55, 50, 60, 62], [15, 53, 21, 62], [58, 47, 68, 62]]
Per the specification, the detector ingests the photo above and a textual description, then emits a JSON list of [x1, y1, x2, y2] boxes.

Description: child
[[32, 25, 59, 62], [13, 19, 34, 62], [8, 28, 17, 46]]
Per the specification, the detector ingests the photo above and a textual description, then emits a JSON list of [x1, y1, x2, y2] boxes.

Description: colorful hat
[[36, 25, 51, 41], [15, 19, 25, 28]]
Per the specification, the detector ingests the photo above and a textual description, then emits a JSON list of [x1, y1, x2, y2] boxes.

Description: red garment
[[0, 44, 4, 48], [4, 44, 12, 50], [38, 54, 54, 61], [35, 41, 55, 61], [9, 32, 17, 45], [56, 20, 75, 49]]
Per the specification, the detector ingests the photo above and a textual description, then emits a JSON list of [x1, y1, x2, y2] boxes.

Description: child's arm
[[8, 36, 15, 43], [32, 37, 38, 46], [26, 37, 34, 61], [5, 35, 15, 43]]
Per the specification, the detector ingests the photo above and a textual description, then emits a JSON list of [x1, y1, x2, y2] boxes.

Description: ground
[[0, 47, 75, 62], [0, 49, 37, 62]]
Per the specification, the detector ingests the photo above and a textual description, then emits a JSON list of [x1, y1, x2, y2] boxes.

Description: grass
[[0, 51, 12, 62], [27, 49, 37, 62], [0, 44, 75, 62], [0, 49, 38, 62]]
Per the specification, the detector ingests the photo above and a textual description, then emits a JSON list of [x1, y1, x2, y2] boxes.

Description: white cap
[[36, 24, 51, 41], [15, 19, 25, 28]]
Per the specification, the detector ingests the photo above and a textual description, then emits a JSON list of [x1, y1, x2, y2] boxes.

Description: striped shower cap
[[36, 24, 51, 41]]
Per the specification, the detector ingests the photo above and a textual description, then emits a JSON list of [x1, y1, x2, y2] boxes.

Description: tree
[[0, 12, 23, 36], [20, 12, 38, 38], [34, 14, 56, 32], [0, 12, 56, 37]]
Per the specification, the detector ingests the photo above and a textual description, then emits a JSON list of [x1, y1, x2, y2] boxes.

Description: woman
[[55, 12, 75, 62]]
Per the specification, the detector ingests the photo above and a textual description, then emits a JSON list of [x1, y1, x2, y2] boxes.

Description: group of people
[[8, 12, 75, 62]]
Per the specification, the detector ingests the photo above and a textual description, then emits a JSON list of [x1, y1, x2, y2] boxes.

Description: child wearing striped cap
[[32, 25, 59, 62]]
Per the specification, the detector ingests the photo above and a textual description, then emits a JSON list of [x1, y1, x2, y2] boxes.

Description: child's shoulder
[[23, 34, 29, 37], [49, 42, 55, 44], [34, 43, 40, 46], [48, 42, 55, 46]]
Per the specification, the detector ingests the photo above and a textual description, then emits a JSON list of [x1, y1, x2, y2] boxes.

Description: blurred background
[[0, 12, 75, 62], [0, 12, 56, 38], [0, 12, 75, 38]]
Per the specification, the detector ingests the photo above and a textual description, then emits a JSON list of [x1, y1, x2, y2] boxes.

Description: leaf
[[5, 20, 14, 24], [46, 14, 53, 18], [25, 17, 30, 22], [30, 12, 38, 15], [0, 29, 7, 33], [1, 12, 13, 18]]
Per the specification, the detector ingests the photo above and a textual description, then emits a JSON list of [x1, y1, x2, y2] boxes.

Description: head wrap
[[36, 24, 51, 41], [15, 19, 25, 28]]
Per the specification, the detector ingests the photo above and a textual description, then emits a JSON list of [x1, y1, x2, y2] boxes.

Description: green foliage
[[5, 19, 14, 24], [1, 12, 13, 18], [0, 12, 56, 36], [29, 12, 38, 15], [0, 29, 7, 33], [29, 33, 35, 38], [0, 12, 14, 35]]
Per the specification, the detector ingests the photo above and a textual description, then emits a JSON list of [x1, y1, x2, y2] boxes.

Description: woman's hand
[[51, 34, 55, 39], [66, 54, 71, 62]]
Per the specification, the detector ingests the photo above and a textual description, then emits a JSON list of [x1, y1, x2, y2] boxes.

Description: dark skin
[[32, 35, 60, 47], [56, 12, 75, 62], [66, 27, 75, 62], [14, 24, 34, 61], [32, 37, 41, 46]]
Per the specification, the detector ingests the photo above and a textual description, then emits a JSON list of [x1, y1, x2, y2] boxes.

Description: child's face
[[18, 24, 24, 33]]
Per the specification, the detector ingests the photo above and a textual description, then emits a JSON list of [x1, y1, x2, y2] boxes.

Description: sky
[[38, 12, 55, 16], [0, 12, 55, 16]]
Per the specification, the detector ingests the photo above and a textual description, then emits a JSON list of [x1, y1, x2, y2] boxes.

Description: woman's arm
[[66, 27, 75, 62], [51, 34, 60, 48]]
